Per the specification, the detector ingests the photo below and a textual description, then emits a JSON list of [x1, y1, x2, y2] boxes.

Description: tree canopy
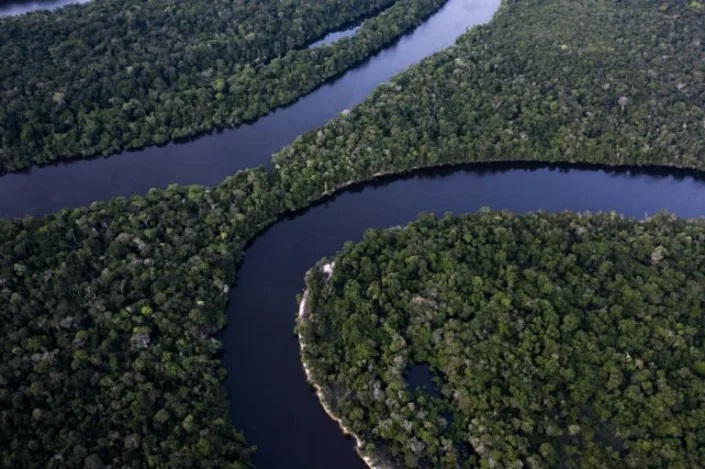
[[0, 171, 280, 467], [298, 211, 705, 468], [0, 0, 447, 171], [1, 0, 704, 466], [273, 0, 705, 207]]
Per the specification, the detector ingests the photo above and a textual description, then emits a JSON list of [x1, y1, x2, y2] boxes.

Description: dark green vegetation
[[298, 211, 705, 468], [0, 0, 448, 172], [0, 172, 279, 467], [1, 0, 704, 467], [274, 0, 705, 196]]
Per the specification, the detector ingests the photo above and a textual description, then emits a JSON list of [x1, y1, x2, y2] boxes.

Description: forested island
[[0, 0, 448, 172], [1, 0, 704, 467], [298, 211, 705, 468]]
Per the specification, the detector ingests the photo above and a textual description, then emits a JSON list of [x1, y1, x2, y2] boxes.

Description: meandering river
[[224, 164, 705, 469], [0, 0, 499, 219], [4, 0, 705, 467]]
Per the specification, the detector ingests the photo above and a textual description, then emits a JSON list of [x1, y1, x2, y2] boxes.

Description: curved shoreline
[[260, 159, 705, 235], [224, 163, 705, 467], [324, 158, 705, 200], [296, 262, 391, 469], [289, 212, 705, 468]]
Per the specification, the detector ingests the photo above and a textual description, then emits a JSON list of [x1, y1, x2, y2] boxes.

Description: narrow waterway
[[0, 0, 88, 17], [309, 25, 361, 49], [223, 163, 705, 469], [0, 0, 500, 219]]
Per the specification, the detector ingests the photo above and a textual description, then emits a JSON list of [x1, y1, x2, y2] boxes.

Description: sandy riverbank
[[296, 263, 391, 469]]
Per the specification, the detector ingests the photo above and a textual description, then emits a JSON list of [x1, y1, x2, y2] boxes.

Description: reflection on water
[[0, 0, 500, 219]]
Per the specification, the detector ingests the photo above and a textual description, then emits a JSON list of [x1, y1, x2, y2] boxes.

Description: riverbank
[[296, 263, 391, 469], [3, 0, 704, 467], [225, 163, 705, 468], [0, 0, 451, 173], [271, 0, 705, 211], [0, 0, 499, 219], [292, 211, 705, 467]]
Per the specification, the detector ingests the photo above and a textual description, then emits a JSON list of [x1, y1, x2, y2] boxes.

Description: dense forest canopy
[[1, 0, 705, 467], [0, 171, 281, 467], [0, 0, 449, 171], [273, 0, 705, 205], [298, 211, 705, 468]]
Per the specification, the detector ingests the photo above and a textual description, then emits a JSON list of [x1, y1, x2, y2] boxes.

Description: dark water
[[0, 0, 88, 16], [5, 0, 704, 465], [405, 364, 440, 396], [223, 163, 705, 469], [0, 0, 500, 219], [309, 25, 361, 49]]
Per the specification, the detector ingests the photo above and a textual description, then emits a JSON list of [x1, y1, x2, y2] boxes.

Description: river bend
[[5, 0, 704, 466], [223, 163, 705, 469]]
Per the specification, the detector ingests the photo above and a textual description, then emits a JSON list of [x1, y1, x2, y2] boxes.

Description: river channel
[[0, 0, 88, 17], [4, 0, 705, 467], [224, 163, 705, 469], [0, 0, 499, 219]]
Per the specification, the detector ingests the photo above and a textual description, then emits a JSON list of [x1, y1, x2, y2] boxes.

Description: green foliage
[[693, 361, 705, 377], [298, 211, 705, 468], [1, 0, 705, 467], [0, 0, 449, 172], [273, 0, 705, 205], [0, 169, 281, 467]]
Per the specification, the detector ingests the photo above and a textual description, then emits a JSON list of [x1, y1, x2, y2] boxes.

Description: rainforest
[[298, 211, 705, 468], [0, 0, 446, 171], [0, 0, 704, 468]]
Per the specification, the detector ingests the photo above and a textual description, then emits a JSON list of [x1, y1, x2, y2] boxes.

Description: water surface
[[309, 25, 361, 49], [0, 0, 88, 17], [223, 164, 705, 469], [0, 0, 500, 219], [405, 364, 440, 396]]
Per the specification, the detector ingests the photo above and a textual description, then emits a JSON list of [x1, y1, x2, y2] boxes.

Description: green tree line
[[0, 0, 449, 172], [1, 0, 704, 466], [272, 0, 705, 208], [298, 211, 705, 468]]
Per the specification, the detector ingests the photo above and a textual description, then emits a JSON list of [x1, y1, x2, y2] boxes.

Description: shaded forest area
[[1, 0, 704, 467], [299, 211, 705, 468], [0, 0, 448, 172]]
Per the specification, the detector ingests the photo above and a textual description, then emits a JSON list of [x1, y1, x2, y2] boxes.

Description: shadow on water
[[222, 163, 705, 469], [282, 161, 705, 222]]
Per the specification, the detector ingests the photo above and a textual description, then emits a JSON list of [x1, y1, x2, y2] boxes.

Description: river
[[223, 163, 705, 469], [0, 0, 500, 219], [0, 0, 88, 16], [4, 0, 705, 467]]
